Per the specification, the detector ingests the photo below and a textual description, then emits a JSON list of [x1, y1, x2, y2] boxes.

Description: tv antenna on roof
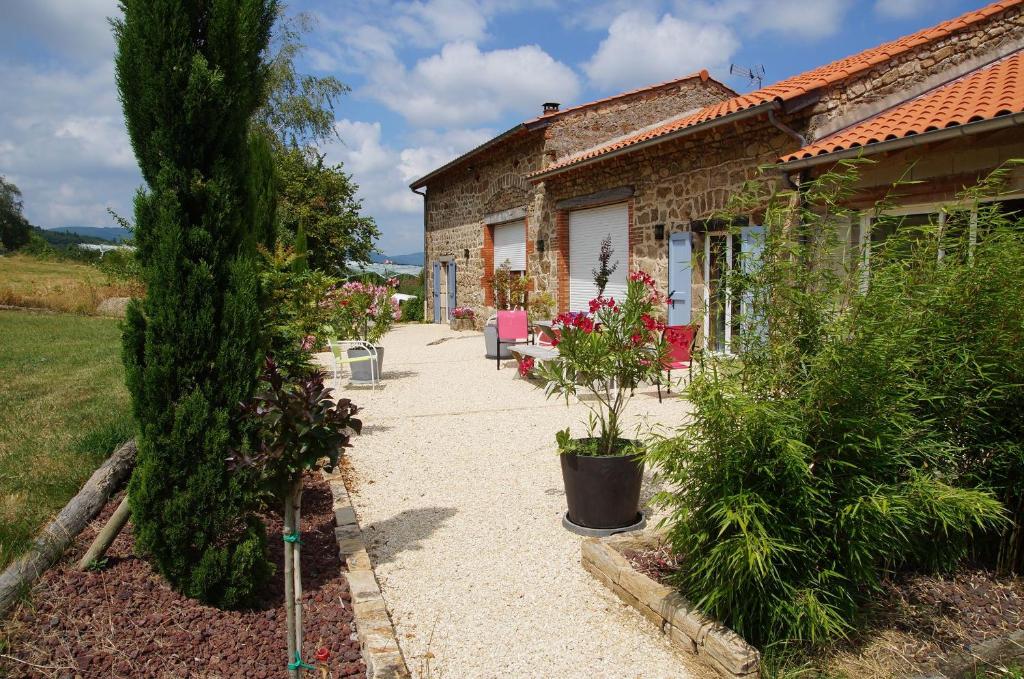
[[730, 63, 765, 89]]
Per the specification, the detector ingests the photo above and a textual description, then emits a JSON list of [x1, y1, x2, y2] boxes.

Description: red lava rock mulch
[[625, 544, 1024, 670], [1, 473, 365, 678]]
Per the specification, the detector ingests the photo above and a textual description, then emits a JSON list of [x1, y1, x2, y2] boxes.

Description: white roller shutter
[[493, 220, 526, 271], [569, 203, 629, 312]]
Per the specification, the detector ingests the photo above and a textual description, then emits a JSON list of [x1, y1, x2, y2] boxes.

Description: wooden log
[[76, 496, 131, 570], [0, 439, 136, 616]]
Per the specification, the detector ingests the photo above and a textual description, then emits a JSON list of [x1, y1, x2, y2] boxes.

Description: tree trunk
[[77, 496, 131, 570], [0, 439, 136, 616], [284, 491, 297, 679]]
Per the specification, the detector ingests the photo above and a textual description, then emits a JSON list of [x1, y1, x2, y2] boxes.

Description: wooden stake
[[77, 496, 131, 570], [293, 481, 305, 667], [284, 490, 297, 679]]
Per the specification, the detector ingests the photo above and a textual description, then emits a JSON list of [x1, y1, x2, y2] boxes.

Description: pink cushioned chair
[[657, 325, 698, 402], [496, 310, 530, 370]]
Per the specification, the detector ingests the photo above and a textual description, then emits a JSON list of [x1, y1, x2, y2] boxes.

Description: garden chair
[[327, 339, 380, 390], [656, 325, 698, 403], [496, 310, 530, 370], [535, 323, 561, 347]]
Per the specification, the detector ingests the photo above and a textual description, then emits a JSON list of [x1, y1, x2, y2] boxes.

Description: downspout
[[767, 103, 807, 191], [412, 186, 427, 320]]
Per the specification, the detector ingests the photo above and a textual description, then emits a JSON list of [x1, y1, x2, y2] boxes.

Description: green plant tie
[[288, 651, 314, 671], [282, 532, 302, 545]]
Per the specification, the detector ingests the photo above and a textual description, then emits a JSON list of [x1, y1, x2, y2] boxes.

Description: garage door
[[569, 203, 628, 312], [493, 220, 526, 272]]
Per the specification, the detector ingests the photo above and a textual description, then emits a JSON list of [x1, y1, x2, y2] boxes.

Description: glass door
[[704, 232, 739, 354]]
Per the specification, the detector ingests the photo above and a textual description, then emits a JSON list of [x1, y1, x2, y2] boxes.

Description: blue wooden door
[[667, 231, 692, 326], [446, 261, 457, 315], [432, 262, 441, 323]]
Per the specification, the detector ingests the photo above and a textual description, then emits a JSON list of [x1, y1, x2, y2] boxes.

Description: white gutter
[[779, 112, 1024, 171], [529, 101, 778, 182]]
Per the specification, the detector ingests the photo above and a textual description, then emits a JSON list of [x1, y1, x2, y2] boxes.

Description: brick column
[[481, 223, 494, 307], [555, 210, 570, 313]]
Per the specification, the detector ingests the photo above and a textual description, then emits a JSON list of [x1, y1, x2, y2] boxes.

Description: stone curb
[[581, 532, 761, 678], [323, 470, 412, 679]]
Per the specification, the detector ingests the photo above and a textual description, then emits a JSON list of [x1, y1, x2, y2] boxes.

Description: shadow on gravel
[[381, 370, 418, 381], [360, 506, 458, 566]]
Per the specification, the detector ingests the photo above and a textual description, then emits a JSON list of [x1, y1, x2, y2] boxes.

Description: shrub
[[647, 162, 1008, 648], [115, 0, 277, 607], [492, 261, 529, 310], [400, 296, 424, 322], [325, 277, 400, 343]]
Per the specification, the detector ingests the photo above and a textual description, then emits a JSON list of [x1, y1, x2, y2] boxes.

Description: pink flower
[[641, 314, 656, 331], [630, 332, 644, 346], [518, 356, 535, 377], [314, 647, 330, 663]]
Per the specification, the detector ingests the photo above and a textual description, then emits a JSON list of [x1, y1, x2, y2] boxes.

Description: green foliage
[[232, 357, 361, 499], [254, 9, 349, 150], [0, 176, 33, 252], [591, 235, 619, 298], [400, 296, 424, 322], [114, 0, 277, 607], [492, 261, 529, 310], [528, 289, 556, 321], [647, 161, 1010, 648], [257, 242, 334, 376], [536, 273, 666, 455], [292, 221, 309, 272], [276, 147, 380, 272]]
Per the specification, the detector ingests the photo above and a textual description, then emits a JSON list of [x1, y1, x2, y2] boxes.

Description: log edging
[[0, 439, 137, 616], [323, 469, 411, 679], [582, 531, 761, 678]]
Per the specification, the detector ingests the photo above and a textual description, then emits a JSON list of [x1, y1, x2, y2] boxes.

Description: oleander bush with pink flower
[[326, 277, 400, 344], [536, 271, 666, 456]]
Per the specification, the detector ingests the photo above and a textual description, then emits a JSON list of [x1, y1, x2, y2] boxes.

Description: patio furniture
[[533, 321, 561, 347], [328, 339, 380, 390], [510, 344, 560, 365], [496, 310, 531, 370], [657, 325, 698, 403]]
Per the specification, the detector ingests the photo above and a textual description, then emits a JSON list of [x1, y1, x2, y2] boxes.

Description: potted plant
[[536, 271, 666, 532], [484, 261, 530, 358], [326, 277, 400, 383], [450, 306, 475, 331], [528, 289, 556, 322]]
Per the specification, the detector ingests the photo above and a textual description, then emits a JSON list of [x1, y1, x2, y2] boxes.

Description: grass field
[[0, 310, 133, 569], [0, 254, 141, 314]]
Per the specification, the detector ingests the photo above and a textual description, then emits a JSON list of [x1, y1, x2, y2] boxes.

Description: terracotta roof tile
[[531, 0, 1023, 178], [782, 49, 1024, 162]]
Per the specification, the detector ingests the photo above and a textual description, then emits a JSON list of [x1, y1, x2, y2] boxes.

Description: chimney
[[542, 102, 560, 115]]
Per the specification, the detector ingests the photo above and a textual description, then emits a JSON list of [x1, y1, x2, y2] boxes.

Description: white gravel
[[322, 323, 710, 679]]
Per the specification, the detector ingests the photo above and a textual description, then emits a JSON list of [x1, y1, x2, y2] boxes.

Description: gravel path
[[326, 323, 710, 679]]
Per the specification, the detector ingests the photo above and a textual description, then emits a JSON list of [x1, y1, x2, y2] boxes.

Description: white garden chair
[[327, 339, 380, 391]]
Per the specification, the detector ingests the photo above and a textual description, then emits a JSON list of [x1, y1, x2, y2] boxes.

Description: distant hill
[[371, 252, 423, 266], [47, 226, 133, 243], [35, 227, 118, 248]]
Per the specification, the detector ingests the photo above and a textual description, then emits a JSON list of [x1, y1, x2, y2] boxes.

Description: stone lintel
[[555, 185, 635, 211]]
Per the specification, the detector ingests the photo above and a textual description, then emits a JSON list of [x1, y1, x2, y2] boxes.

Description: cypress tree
[[114, 0, 277, 607]]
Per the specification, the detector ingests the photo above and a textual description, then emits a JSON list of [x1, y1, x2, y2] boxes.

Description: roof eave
[[528, 101, 778, 182], [778, 111, 1024, 172]]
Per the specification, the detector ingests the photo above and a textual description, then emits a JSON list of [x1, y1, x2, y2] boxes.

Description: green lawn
[[0, 310, 133, 569]]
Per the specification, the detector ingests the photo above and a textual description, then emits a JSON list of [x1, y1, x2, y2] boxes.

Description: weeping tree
[[114, 0, 278, 607]]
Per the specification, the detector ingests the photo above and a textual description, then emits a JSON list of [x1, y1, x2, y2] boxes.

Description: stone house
[[412, 0, 1024, 352]]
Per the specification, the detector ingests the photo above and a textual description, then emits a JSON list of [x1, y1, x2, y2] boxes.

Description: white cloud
[[393, 0, 490, 47], [678, 0, 853, 40], [584, 12, 739, 91], [320, 120, 494, 252], [365, 42, 581, 128], [873, 0, 934, 19], [0, 0, 120, 62]]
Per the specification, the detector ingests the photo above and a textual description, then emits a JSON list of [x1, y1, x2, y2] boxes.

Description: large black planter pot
[[560, 445, 644, 530]]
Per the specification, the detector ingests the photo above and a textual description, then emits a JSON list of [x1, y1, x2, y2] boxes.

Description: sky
[[0, 0, 991, 255]]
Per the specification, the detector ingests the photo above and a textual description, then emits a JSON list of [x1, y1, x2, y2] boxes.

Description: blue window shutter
[[447, 261, 457, 313], [740, 225, 766, 345], [432, 262, 441, 323], [667, 231, 692, 326]]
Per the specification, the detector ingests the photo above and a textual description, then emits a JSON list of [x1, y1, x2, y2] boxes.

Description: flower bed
[[0, 473, 364, 678]]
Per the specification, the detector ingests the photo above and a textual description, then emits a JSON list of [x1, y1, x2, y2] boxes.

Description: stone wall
[[806, 4, 1024, 138], [542, 77, 735, 162]]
